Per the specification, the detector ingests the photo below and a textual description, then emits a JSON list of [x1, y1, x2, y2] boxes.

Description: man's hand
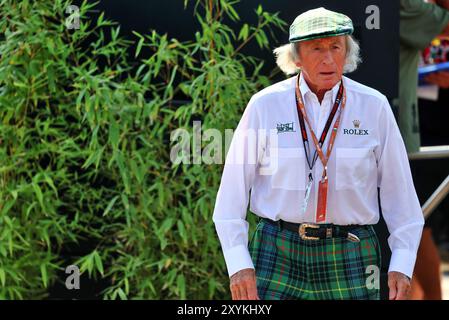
[[229, 268, 260, 300], [388, 271, 411, 300], [424, 71, 449, 88]]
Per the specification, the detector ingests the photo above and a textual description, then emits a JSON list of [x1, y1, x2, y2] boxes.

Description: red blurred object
[[421, 36, 449, 66]]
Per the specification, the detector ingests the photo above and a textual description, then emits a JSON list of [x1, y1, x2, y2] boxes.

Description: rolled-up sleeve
[[375, 97, 425, 279], [212, 96, 263, 278]]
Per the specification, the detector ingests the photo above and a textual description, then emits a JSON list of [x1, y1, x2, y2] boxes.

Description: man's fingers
[[246, 279, 259, 300], [388, 272, 411, 301], [230, 268, 258, 300], [230, 280, 258, 300], [388, 278, 397, 300], [230, 284, 240, 300], [230, 282, 247, 300], [396, 280, 411, 300], [238, 283, 248, 300]]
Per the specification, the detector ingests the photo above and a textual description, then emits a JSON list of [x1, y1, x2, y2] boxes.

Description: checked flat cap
[[289, 7, 354, 43]]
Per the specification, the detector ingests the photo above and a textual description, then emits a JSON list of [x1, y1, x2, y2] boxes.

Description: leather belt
[[261, 218, 364, 242]]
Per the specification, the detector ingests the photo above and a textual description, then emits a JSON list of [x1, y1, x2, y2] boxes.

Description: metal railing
[[408, 146, 449, 219], [408, 145, 449, 161]]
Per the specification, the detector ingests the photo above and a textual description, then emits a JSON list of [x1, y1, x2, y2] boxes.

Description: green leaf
[[1, 198, 16, 217], [80, 254, 94, 276], [117, 288, 127, 300], [177, 274, 186, 299], [93, 251, 104, 276], [208, 278, 216, 299], [103, 196, 119, 217], [40, 264, 48, 288], [0, 245, 7, 258], [43, 173, 58, 196], [114, 151, 130, 194], [32, 181, 45, 211], [82, 147, 104, 170], [177, 220, 188, 246], [97, 12, 105, 26], [0, 268, 6, 287], [159, 218, 174, 235], [226, 4, 239, 21], [109, 118, 120, 149], [135, 37, 145, 58], [238, 24, 249, 41]]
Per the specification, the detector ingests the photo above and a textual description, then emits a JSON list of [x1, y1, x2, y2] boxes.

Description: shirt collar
[[298, 72, 343, 104]]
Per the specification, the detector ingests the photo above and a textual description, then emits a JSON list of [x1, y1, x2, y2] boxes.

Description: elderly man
[[212, 7, 424, 300]]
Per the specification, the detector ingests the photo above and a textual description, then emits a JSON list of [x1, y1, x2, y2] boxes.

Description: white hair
[[273, 35, 362, 75]]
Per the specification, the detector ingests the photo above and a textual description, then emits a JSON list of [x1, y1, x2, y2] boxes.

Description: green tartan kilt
[[248, 218, 382, 300]]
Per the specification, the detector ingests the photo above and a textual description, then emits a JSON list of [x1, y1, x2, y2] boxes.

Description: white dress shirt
[[212, 73, 424, 279]]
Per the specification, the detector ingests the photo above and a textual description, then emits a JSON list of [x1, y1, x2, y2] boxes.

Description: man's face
[[296, 36, 347, 92]]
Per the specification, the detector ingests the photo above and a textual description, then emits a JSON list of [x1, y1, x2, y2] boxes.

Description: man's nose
[[321, 50, 333, 65]]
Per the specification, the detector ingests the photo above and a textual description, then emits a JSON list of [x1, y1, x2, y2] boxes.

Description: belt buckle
[[347, 232, 360, 243], [298, 223, 320, 240]]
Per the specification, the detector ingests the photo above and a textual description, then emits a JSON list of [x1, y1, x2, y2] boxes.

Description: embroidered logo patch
[[276, 122, 295, 134], [343, 120, 369, 136]]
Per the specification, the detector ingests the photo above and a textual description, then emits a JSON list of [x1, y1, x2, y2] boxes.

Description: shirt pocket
[[269, 147, 306, 190], [336, 147, 374, 191]]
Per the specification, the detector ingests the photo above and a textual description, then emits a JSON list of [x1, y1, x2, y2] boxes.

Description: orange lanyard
[[294, 75, 347, 222]]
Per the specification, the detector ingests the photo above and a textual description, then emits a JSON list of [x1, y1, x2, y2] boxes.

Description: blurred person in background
[[400, 0, 449, 300]]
